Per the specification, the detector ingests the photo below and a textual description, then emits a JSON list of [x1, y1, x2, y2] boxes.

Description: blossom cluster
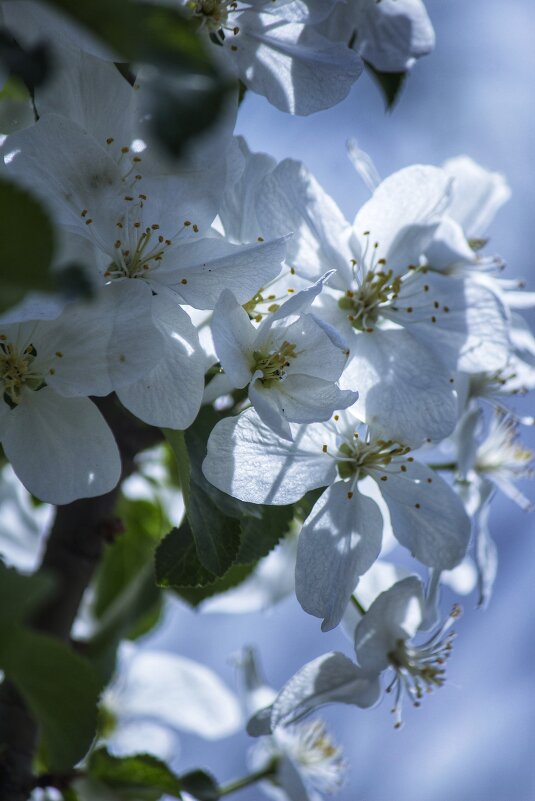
[[0, 1, 533, 799]]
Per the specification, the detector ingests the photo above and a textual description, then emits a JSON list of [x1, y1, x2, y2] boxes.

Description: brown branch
[[0, 395, 162, 800]]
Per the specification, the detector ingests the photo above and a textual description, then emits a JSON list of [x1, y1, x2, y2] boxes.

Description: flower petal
[[296, 481, 383, 631]]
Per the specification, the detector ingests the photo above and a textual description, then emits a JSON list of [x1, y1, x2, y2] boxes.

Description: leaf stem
[[219, 764, 277, 797]]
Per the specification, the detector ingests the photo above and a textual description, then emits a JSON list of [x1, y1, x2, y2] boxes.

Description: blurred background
[[146, 1, 535, 799]]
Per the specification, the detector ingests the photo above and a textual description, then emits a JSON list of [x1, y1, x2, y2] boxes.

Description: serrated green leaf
[[180, 770, 220, 801], [177, 562, 256, 607], [89, 748, 182, 800], [0, 178, 55, 312], [155, 523, 215, 589], [364, 61, 406, 109], [237, 504, 294, 564], [0, 626, 99, 771]]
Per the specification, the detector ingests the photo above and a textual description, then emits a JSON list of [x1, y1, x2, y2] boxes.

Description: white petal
[[353, 0, 435, 72], [116, 293, 204, 428], [343, 328, 457, 446], [443, 156, 511, 237], [212, 289, 255, 387], [202, 409, 336, 504], [370, 458, 471, 569], [161, 236, 287, 309], [296, 481, 383, 631], [2, 390, 120, 504], [247, 651, 380, 736], [232, 16, 362, 115], [354, 576, 425, 672], [353, 165, 452, 275], [257, 159, 355, 286], [108, 647, 242, 740], [385, 271, 510, 373]]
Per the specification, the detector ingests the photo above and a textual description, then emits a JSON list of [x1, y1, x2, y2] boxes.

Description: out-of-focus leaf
[[180, 770, 220, 801], [89, 748, 182, 800], [43, 0, 234, 157], [0, 178, 55, 312], [0, 626, 99, 771], [87, 498, 165, 681], [0, 562, 54, 624], [364, 61, 406, 109], [0, 29, 50, 88]]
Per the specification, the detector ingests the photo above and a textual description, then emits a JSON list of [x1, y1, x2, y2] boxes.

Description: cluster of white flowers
[[0, 1, 533, 798]]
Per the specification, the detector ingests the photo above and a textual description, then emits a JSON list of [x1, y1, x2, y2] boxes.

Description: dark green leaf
[[44, 0, 207, 70], [0, 561, 54, 625], [155, 523, 215, 589], [0, 626, 99, 771], [180, 770, 220, 801], [364, 61, 406, 109], [0, 178, 55, 312], [187, 484, 241, 575], [237, 505, 294, 564], [0, 29, 50, 88], [177, 562, 256, 607], [89, 748, 182, 800]]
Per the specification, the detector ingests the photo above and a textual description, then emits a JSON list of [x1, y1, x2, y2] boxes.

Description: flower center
[[338, 267, 402, 332], [336, 438, 410, 480], [187, 0, 236, 32], [252, 341, 297, 386], [281, 720, 346, 795], [105, 224, 174, 281], [0, 339, 46, 407], [386, 604, 461, 728]]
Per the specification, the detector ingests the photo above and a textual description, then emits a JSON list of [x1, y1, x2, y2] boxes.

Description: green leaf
[[187, 484, 241, 575], [87, 498, 165, 681], [155, 523, 216, 589], [180, 770, 220, 801], [237, 505, 294, 564], [0, 561, 54, 624], [177, 562, 256, 607], [163, 429, 191, 509], [364, 61, 407, 109], [43, 0, 234, 158], [0, 626, 99, 771], [0, 178, 56, 312], [89, 748, 182, 800]]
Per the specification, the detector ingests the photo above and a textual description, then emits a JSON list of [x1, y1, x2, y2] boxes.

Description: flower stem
[[351, 594, 367, 615], [219, 765, 277, 797]]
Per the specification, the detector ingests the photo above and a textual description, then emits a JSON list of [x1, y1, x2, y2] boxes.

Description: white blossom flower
[[323, 0, 435, 73], [256, 158, 509, 445], [211, 277, 357, 439], [0, 302, 121, 504], [237, 647, 348, 801], [182, 0, 363, 115], [203, 408, 471, 630], [352, 576, 461, 728]]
